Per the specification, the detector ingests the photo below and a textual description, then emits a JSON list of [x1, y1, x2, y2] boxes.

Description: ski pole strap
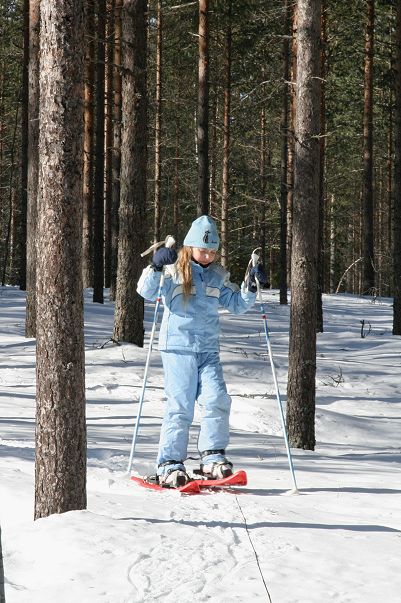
[[140, 235, 175, 258]]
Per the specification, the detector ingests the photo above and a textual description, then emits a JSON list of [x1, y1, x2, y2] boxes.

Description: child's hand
[[152, 247, 178, 271], [248, 264, 269, 291]]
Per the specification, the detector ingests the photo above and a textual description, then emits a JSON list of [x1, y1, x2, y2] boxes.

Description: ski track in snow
[[1, 287, 401, 602]]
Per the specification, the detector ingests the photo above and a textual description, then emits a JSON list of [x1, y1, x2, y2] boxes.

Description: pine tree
[[35, 0, 86, 519], [113, 0, 147, 345], [197, 0, 209, 216], [25, 0, 40, 337], [393, 0, 401, 335], [287, 0, 322, 450]]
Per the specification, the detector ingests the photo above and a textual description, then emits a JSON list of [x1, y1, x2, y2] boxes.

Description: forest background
[[0, 0, 401, 520], [0, 0, 398, 296]]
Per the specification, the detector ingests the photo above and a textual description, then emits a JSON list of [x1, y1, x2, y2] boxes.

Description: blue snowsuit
[[137, 261, 256, 471]]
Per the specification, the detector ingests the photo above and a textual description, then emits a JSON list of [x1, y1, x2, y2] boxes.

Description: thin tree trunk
[[83, 0, 95, 289], [393, 0, 401, 334], [93, 0, 106, 303], [35, 0, 86, 520], [197, 0, 209, 216], [386, 94, 393, 297], [1, 104, 19, 286], [19, 0, 29, 291], [316, 1, 326, 332], [109, 0, 123, 301], [113, 0, 147, 345], [220, 0, 231, 269], [25, 0, 40, 338], [259, 105, 267, 267], [329, 193, 336, 292], [287, 2, 298, 286], [173, 122, 180, 242], [286, 0, 321, 450], [0, 524, 4, 603], [362, 0, 375, 294], [209, 86, 218, 215], [104, 0, 115, 288], [279, 0, 291, 305], [154, 0, 162, 241]]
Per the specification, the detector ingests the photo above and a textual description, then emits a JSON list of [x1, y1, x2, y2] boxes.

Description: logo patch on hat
[[203, 230, 210, 244]]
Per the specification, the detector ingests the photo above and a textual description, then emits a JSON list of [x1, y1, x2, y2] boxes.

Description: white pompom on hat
[[183, 215, 220, 250]]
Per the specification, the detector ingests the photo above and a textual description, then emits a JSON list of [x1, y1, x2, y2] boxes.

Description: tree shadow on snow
[[118, 515, 401, 533]]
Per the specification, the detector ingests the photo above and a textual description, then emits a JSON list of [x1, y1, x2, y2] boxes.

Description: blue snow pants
[[157, 351, 232, 468]]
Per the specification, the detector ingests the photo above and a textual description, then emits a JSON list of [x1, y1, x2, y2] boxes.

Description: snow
[[1, 286, 401, 602]]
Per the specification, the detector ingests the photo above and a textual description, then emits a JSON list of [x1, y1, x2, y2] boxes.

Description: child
[[137, 215, 268, 488]]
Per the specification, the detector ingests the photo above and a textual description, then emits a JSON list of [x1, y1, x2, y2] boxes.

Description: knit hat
[[183, 215, 220, 250]]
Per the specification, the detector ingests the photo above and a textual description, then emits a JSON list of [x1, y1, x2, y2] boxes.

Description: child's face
[[192, 247, 217, 265]]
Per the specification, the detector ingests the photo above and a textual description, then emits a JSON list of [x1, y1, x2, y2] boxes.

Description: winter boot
[[200, 450, 233, 479], [157, 460, 190, 488]]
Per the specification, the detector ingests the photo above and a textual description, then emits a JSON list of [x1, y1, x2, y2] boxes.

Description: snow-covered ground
[[1, 286, 400, 602]]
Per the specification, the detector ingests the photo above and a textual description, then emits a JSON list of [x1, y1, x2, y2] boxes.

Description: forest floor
[[1, 286, 400, 602]]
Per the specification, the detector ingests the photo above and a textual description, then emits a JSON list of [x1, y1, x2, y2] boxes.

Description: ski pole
[[126, 235, 175, 475], [248, 249, 299, 494]]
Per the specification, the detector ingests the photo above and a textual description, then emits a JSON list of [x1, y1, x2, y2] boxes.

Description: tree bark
[[19, 0, 29, 291], [279, 0, 291, 305], [286, 0, 321, 450], [197, 0, 209, 216], [104, 0, 115, 288], [110, 0, 123, 301], [25, 0, 40, 337], [259, 103, 267, 268], [316, 1, 326, 332], [154, 0, 162, 242], [35, 0, 86, 519], [393, 0, 401, 334], [362, 0, 375, 294], [0, 524, 4, 603], [82, 0, 95, 289], [220, 0, 231, 269], [113, 0, 147, 345], [93, 0, 106, 303], [287, 2, 298, 286]]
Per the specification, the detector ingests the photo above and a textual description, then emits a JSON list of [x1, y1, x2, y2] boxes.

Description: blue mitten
[[248, 264, 269, 292], [152, 247, 177, 271]]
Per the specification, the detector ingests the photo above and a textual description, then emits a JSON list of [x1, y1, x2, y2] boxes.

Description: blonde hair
[[177, 246, 193, 299]]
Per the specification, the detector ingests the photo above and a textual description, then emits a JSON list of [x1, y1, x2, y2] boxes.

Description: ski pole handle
[[140, 235, 175, 257]]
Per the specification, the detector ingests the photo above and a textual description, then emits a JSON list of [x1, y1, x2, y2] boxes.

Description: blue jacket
[[137, 261, 256, 352]]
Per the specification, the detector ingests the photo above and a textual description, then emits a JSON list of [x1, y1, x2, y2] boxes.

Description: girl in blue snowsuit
[[137, 215, 267, 487]]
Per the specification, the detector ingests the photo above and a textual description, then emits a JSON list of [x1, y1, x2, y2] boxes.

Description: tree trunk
[[25, 0, 40, 338], [113, 0, 147, 345], [197, 0, 209, 216], [173, 122, 180, 242], [35, 0, 86, 519], [19, 0, 29, 291], [1, 104, 19, 286], [286, 0, 321, 451], [154, 0, 162, 242], [279, 0, 291, 305], [329, 193, 336, 292], [362, 0, 375, 294], [83, 0, 95, 289], [393, 0, 401, 334], [316, 1, 326, 332], [104, 0, 115, 288], [0, 524, 4, 603], [287, 2, 298, 286], [220, 0, 231, 269], [93, 0, 106, 303], [109, 0, 123, 301], [259, 104, 267, 267]]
